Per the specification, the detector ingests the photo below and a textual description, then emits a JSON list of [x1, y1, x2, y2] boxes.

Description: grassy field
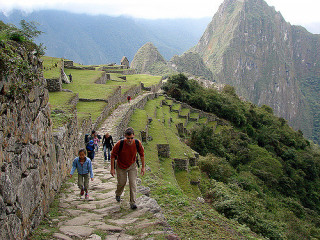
[[41, 56, 62, 79]]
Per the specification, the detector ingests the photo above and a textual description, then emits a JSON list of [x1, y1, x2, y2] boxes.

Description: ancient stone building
[[121, 56, 130, 69]]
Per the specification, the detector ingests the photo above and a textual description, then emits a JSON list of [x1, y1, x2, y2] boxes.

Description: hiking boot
[[85, 193, 89, 200], [130, 203, 137, 210], [116, 196, 121, 202], [80, 187, 84, 196]]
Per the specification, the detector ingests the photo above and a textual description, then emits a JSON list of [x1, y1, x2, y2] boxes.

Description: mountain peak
[[192, 0, 320, 143], [131, 42, 167, 74]]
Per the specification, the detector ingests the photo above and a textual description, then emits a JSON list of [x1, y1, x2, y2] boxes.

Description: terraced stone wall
[[0, 45, 81, 239], [115, 93, 157, 140]]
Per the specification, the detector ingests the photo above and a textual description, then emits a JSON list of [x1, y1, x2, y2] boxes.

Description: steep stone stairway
[[34, 93, 177, 240]]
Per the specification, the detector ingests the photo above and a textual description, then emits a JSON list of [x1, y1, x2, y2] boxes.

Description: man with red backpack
[[110, 127, 145, 210]]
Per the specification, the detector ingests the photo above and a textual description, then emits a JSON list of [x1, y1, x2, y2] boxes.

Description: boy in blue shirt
[[70, 148, 94, 200]]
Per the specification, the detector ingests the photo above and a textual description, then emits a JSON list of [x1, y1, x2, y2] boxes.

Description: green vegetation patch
[[77, 101, 107, 122], [126, 74, 162, 87], [49, 91, 77, 128], [41, 56, 62, 79]]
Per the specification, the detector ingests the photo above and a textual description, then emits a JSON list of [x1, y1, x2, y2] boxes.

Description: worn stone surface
[[53, 232, 74, 240], [86, 234, 102, 240], [59, 226, 94, 237], [136, 195, 162, 213]]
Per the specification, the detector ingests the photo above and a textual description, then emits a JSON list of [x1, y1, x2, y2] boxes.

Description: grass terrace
[[48, 91, 77, 128], [126, 74, 162, 87], [76, 101, 107, 123], [180, 108, 190, 117], [42, 56, 62, 79], [63, 69, 114, 99]]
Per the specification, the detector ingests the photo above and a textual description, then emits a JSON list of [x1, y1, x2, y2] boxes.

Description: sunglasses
[[126, 137, 134, 139]]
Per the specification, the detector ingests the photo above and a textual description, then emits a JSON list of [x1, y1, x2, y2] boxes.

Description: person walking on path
[[127, 95, 131, 103], [110, 127, 145, 210], [93, 133, 100, 152], [70, 148, 94, 200], [102, 132, 114, 161], [86, 140, 95, 161]]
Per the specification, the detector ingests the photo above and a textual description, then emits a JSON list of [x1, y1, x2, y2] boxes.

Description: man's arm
[[110, 140, 120, 177], [140, 156, 145, 176], [110, 157, 116, 177]]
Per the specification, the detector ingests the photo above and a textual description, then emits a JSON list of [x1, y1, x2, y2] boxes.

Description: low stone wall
[[95, 72, 109, 84], [121, 84, 142, 102], [173, 158, 189, 171], [64, 60, 74, 68], [114, 93, 157, 140], [141, 79, 163, 93], [123, 69, 136, 75], [157, 144, 170, 158], [46, 77, 62, 92], [164, 96, 229, 126], [78, 115, 92, 149]]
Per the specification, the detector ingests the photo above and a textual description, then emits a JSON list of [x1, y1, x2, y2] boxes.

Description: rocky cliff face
[[170, 52, 213, 80], [0, 41, 79, 239], [193, 0, 320, 143]]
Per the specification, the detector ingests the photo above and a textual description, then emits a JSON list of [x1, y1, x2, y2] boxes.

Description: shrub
[[198, 154, 235, 183]]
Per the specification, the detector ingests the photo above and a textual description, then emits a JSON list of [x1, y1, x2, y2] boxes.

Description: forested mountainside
[[131, 0, 320, 145], [162, 74, 320, 239], [0, 10, 210, 65]]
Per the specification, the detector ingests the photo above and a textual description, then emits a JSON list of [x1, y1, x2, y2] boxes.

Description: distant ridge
[[0, 10, 210, 65]]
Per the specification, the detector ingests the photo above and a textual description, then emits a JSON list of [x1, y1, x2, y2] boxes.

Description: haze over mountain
[[0, 9, 210, 65]]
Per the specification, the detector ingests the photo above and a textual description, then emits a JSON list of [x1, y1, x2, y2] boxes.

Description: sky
[[1, 0, 320, 27]]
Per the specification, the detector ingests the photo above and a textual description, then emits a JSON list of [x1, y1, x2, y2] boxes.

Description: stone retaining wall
[[163, 96, 229, 126], [114, 93, 157, 140], [46, 77, 62, 92], [141, 79, 163, 93], [173, 158, 189, 171], [0, 46, 81, 239], [94, 72, 109, 84]]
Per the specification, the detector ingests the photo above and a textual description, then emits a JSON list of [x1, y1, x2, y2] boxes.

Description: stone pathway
[[48, 93, 178, 240]]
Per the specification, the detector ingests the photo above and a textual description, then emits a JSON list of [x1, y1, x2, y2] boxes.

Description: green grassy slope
[[129, 96, 261, 239]]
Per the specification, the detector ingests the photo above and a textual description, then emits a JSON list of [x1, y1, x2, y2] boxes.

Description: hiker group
[[70, 127, 145, 210]]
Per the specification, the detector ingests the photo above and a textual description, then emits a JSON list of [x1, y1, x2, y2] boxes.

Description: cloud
[[2, 0, 320, 25], [1, 0, 222, 19]]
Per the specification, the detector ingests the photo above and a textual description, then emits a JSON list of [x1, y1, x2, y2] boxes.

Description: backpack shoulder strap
[[119, 139, 124, 153], [119, 139, 140, 153], [135, 139, 140, 152]]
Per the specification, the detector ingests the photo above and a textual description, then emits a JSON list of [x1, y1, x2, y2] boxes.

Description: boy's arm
[[70, 159, 77, 176], [88, 159, 94, 179]]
